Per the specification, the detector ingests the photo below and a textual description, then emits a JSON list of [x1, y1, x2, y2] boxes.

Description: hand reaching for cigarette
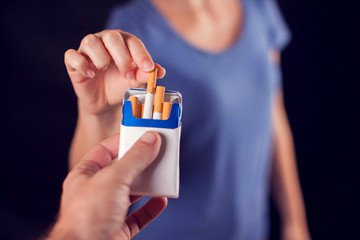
[[47, 132, 167, 240], [64, 30, 166, 115]]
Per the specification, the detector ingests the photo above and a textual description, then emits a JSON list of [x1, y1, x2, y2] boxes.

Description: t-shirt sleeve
[[262, 0, 291, 51]]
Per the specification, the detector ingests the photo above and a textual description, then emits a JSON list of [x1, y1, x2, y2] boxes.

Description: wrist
[[282, 218, 311, 240], [78, 100, 122, 123], [70, 100, 123, 167], [281, 211, 308, 230], [47, 220, 81, 240], [77, 100, 123, 136]]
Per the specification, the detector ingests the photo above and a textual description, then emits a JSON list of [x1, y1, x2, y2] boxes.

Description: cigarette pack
[[118, 88, 182, 198]]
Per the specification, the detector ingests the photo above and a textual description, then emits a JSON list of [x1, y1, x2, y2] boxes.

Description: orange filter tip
[[146, 68, 158, 94], [129, 96, 139, 118], [162, 102, 172, 120]]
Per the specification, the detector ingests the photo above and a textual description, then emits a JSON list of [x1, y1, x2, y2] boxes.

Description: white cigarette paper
[[153, 111, 162, 120], [142, 68, 158, 119], [143, 92, 154, 119]]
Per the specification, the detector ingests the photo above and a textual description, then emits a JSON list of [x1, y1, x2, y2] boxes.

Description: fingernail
[[159, 68, 166, 79], [87, 69, 95, 78], [125, 71, 135, 81], [143, 60, 154, 71], [141, 132, 157, 145]]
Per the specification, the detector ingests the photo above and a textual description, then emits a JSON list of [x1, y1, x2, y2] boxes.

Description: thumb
[[107, 131, 162, 187]]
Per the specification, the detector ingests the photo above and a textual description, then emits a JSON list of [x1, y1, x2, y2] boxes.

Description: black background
[[1, 0, 359, 239]]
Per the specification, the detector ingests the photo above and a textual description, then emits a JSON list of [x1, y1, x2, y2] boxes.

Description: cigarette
[[142, 68, 158, 119], [153, 86, 165, 119], [140, 103, 144, 118], [162, 102, 172, 120], [129, 96, 139, 118]]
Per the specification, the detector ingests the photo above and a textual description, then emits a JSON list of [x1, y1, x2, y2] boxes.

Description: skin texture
[[65, 0, 311, 239], [271, 91, 311, 240], [151, 0, 243, 53], [48, 132, 167, 240]]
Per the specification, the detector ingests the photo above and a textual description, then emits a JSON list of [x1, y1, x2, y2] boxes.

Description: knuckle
[[64, 49, 73, 58], [64, 49, 76, 62], [62, 175, 72, 191], [64, 49, 72, 63], [117, 60, 133, 73], [126, 33, 139, 42], [99, 56, 111, 69], [103, 30, 122, 44], [97, 62, 109, 71], [82, 33, 98, 47], [72, 58, 85, 70], [127, 34, 145, 48], [113, 174, 133, 190], [98, 29, 109, 35], [76, 161, 101, 176], [132, 142, 152, 159]]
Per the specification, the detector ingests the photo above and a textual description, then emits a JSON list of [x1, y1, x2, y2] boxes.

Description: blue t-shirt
[[107, 0, 290, 239]]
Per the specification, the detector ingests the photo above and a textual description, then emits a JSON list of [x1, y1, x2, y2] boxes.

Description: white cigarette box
[[118, 88, 182, 198]]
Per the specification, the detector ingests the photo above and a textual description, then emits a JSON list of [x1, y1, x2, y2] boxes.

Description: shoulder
[[252, 0, 292, 50]]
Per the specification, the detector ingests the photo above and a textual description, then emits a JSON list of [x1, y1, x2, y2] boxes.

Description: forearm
[[271, 125, 307, 225], [271, 92, 308, 227], [69, 101, 122, 168]]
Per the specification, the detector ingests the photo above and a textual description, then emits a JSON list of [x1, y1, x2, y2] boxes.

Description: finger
[[130, 64, 166, 88], [106, 131, 161, 187], [70, 133, 120, 179], [78, 34, 111, 71], [124, 33, 154, 72], [134, 63, 166, 80], [125, 197, 167, 238], [155, 63, 166, 79], [97, 30, 134, 80], [64, 49, 94, 80]]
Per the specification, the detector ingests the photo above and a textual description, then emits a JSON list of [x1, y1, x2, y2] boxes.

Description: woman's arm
[[271, 90, 311, 240], [69, 101, 122, 168]]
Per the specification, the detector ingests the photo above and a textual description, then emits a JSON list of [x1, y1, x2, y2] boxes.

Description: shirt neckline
[[137, 0, 249, 58]]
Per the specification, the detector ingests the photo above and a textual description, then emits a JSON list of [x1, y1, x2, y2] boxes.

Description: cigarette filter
[[153, 86, 165, 120], [146, 68, 158, 94], [162, 102, 172, 120], [129, 96, 139, 118], [139, 103, 144, 118]]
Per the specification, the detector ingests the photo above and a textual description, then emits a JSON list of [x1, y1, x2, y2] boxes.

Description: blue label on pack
[[122, 101, 181, 129]]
